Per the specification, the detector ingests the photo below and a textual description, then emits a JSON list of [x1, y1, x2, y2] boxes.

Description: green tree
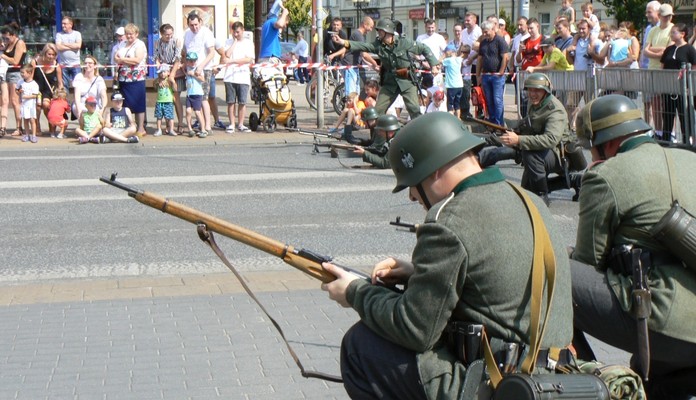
[[244, 0, 254, 29], [285, 0, 312, 36], [597, 0, 650, 33]]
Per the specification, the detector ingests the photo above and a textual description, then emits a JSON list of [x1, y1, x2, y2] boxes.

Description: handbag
[[483, 184, 611, 400], [71, 77, 98, 121]]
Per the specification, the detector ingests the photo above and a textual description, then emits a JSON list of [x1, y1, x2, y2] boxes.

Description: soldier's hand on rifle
[[372, 257, 414, 287], [352, 145, 365, 155], [321, 262, 361, 307], [500, 130, 520, 146]]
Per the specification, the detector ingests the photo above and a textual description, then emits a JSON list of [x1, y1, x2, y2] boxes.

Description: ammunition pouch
[[562, 140, 588, 172], [492, 373, 610, 400], [650, 201, 696, 272], [395, 68, 409, 79]]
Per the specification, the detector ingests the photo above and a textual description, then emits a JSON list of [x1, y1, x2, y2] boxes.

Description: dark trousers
[[461, 79, 472, 117], [478, 146, 517, 168], [661, 94, 690, 142], [341, 322, 427, 400], [570, 260, 696, 388], [520, 149, 561, 194], [297, 56, 310, 84]]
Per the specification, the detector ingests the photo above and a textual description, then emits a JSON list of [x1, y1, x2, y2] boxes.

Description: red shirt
[[521, 36, 543, 70], [48, 98, 70, 123]]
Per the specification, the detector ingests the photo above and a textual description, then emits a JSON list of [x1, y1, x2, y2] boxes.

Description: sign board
[[341, 16, 354, 28], [409, 8, 425, 20], [436, 7, 459, 18]]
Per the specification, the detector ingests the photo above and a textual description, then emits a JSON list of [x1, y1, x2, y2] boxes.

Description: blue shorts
[[446, 87, 463, 111], [155, 102, 175, 120], [187, 95, 203, 111]]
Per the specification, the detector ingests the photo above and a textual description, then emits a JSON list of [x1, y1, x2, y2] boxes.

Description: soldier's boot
[[569, 172, 583, 202], [342, 125, 360, 145], [533, 178, 550, 207]]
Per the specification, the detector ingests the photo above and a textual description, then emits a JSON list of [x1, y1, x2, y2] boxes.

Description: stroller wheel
[[286, 115, 297, 129], [264, 116, 277, 133], [249, 113, 259, 131]]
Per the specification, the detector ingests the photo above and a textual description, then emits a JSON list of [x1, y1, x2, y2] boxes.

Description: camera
[[568, 50, 576, 58]]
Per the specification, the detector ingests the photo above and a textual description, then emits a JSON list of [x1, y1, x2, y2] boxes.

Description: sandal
[[11, 128, 23, 137], [0, 128, 5, 137]]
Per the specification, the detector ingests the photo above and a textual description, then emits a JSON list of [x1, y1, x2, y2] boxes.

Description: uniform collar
[[617, 135, 655, 153], [452, 167, 505, 195]]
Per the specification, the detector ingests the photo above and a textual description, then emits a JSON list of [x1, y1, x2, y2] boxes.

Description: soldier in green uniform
[[571, 95, 696, 399], [321, 112, 572, 399], [498, 73, 570, 203], [357, 106, 380, 146], [352, 114, 400, 169], [331, 19, 441, 120]]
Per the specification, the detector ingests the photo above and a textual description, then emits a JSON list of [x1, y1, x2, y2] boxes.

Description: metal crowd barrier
[[515, 66, 696, 145]]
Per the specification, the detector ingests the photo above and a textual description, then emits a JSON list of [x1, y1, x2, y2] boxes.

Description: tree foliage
[[244, 0, 254, 29], [597, 0, 648, 33], [499, 7, 513, 37], [285, 0, 312, 36]]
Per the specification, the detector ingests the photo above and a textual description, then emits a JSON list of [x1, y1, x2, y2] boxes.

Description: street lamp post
[[353, 0, 368, 24]]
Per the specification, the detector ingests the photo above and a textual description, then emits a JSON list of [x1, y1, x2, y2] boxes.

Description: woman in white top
[[72, 55, 107, 121]]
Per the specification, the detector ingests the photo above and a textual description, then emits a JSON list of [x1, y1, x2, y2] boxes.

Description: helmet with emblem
[[523, 73, 552, 94], [375, 19, 396, 34], [576, 94, 652, 149], [388, 112, 485, 193], [361, 107, 379, 122], [375, 114, 400, 132]]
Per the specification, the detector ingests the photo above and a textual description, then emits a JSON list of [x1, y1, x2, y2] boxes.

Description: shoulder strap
[[484, 183, 557, 388], [663, 148, 682, 205]]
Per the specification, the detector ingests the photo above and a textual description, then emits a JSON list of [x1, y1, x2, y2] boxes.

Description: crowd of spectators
[[1, 0, 694, 143]]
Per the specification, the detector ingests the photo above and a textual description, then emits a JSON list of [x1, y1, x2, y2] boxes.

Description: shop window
[[539, 13, 551, 36]]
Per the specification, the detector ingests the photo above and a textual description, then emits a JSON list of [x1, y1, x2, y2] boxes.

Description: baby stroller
[[249, 64, 297, 132]]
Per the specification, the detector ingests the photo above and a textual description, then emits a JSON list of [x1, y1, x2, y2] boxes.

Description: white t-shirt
[[72, 73, 106, 111], [183, 27, 216, 70], [416, 33, 447, 60], [223, 38, 255, 85], [461, 26, 482, 65], [56, 30, 82, 67], [19, 80, 40, 116], [426, 101, 447, 113]]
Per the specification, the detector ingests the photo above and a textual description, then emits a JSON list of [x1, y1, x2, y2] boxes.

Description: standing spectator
[[441, 44, 464, 118], [209, 38, 227, 130], [348, 17, 376, 95], [510, 17, 530, 72], [0, 24, 26, 136], [554, 19, 574, 52], [449, 23, 464, 50], [332, 19, 441, 121], [645, 3, 674, 140], [110, 27, 126, 78], [528, 38, 574, 72], [416, 19, 447, 62], [154, 23, 184, 133], [566, 19, 601, 128], [223, 21, 254, 133], [460, 44, 474, 119], [31, 43, 63, 136], [516, 18, 544, 117], [153, 65, 175, 137], [661, 23, 696, 143], [0, 38, 7, 137], [55, 17, 81, 92], [114, 23, 147, 136], [182, 11, 217, 136], [325, 18, 348, 64], [72, 55, 107, 121], [556, 0, 576, 33], [292, 32, 310, 84], [462, 12, 482, 87], [499, 18, 512, 47], [641, 1, 662, 128], [17, 64, 39, 143], [184, 52, 206, 138], [259, 0, 289, 60], [476, 20, 509, 126]]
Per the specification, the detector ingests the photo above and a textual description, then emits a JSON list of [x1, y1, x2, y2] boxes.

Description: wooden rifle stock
[[100, 174, 369, 284], [469, 117, 508, 133]]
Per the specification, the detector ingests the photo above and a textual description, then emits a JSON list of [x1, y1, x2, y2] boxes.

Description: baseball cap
[[540, 37, 555, 47], [659, 4, 674, 16], [445, 44, 457, 52], [433, 90, 444, 101], [115, 27, 125, 36], [498, 18, 506, 26], [186, 51, 198, 61], [111, 92, 125, 101], [85, 96, 98, 104]]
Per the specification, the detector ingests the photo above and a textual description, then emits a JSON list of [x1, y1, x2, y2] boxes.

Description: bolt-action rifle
[[100, 173, 373, 284], [389, 216, 419, 233]]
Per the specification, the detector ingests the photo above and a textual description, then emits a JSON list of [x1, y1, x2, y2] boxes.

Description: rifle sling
[[196, 224, 344, 383]]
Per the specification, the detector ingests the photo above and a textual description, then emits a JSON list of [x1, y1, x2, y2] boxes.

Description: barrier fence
[[515, 66, 696, 145]]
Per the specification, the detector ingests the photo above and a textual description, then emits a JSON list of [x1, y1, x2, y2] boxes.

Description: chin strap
[[416, 183, 432, 210]]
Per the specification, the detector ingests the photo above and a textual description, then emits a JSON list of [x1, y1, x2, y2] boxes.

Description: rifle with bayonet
[[100, 173, 374, 285]]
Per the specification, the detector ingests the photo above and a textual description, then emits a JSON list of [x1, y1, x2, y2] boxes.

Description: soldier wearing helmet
[[571, 94, 696, 399], [352, 114, 400, 169], [331, 19, 441, 121], [322, 112, 572, 399], [493, 72, 571, 204]]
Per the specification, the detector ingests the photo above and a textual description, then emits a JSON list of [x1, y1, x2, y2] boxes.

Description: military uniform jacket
[[362, 138, 390, 169], [347, 37, 439, 92], [572, 136, 696, 343], [346, 168, 573, 399], [519, 94, 570, 161]]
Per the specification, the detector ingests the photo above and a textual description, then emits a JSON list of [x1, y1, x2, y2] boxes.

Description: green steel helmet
[[375, 114, 400, 132], [524, 73, 552, 94], [576, 94, 652, 149], [361, 107, 379, 122], [375, 19, 396, 34], [389, 112, 485, 193]]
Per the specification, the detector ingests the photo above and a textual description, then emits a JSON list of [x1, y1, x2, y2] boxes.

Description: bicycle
[[306, 56, 345, 115]]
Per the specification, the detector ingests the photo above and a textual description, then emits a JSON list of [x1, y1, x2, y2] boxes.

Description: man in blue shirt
[[259, 0, 289, 61]]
